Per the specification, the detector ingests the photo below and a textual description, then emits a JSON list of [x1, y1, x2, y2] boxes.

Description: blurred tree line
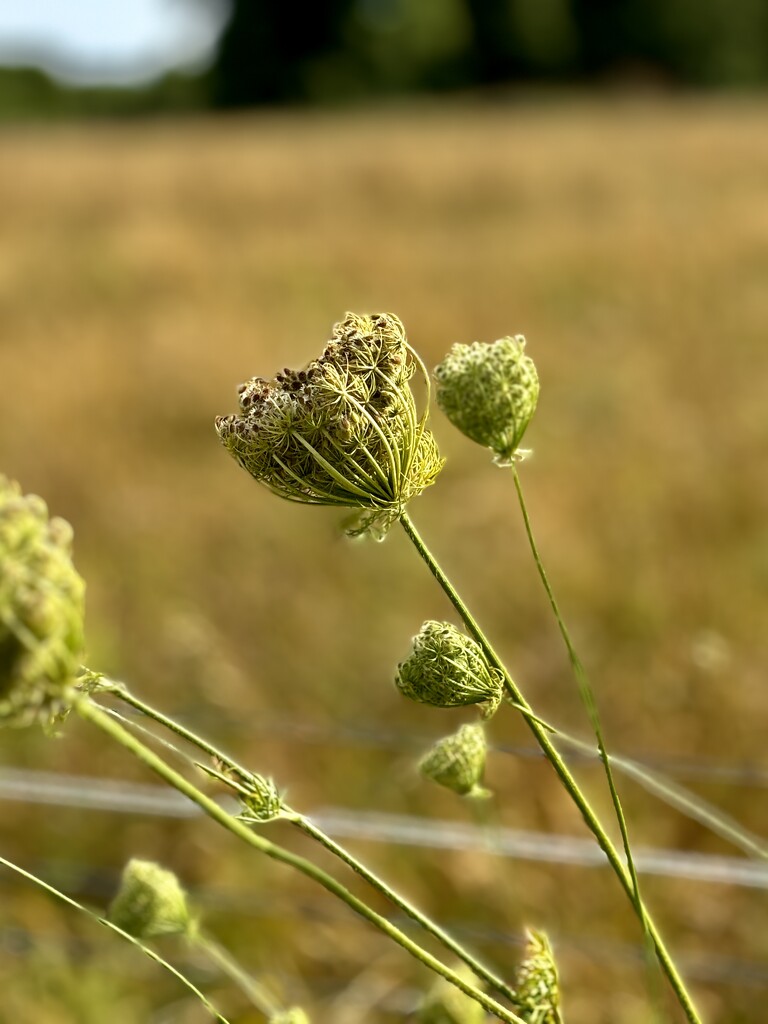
[[2, 0, 767, 120], [211, 0, 768, 103]]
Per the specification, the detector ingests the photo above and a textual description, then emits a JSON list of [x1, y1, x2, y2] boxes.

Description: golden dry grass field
[[0, 96, 767, 1023]]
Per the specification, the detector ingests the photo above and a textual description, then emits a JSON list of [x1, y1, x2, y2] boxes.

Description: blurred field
[[0, 96, 767, 1023]]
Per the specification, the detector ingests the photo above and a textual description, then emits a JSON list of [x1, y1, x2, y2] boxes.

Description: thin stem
[[398, 510, 702, 1024], [194, 932, 281, 1017], [293, 815, 517, 1005], [76, 697, 525, 1024], [100, 680, 251, 784], [507, 462, 660, 1012], [505, 703, 768, 862], [0, 852, 230, 1024], [104, 680, 519, 1007], [509, 465, 644, 911]]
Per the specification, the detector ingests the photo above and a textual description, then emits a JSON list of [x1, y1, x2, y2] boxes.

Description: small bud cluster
[[0, 477, 85, 728], [239, 774, 286, 823], [434, 336, 539, 463], [396, 621, 503, 718], [216, 313, 443, 537], [108, 859, 193, 940], [515, 930, 561, 1024], [420, 723, 489, 798]]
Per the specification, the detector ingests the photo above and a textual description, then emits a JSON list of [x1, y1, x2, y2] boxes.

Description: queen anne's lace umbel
[[216, 313, 443, 537]]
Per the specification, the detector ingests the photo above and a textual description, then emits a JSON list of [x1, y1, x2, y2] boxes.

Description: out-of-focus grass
[[0, 97, 766, 1023]]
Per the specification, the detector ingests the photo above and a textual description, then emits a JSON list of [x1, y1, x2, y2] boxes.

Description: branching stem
[[398, 510, 702, 1024], [76, 697, 525, 1024]]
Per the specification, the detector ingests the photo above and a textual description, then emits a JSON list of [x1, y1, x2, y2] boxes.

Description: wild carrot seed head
[[396, 621, 503, 718], [216, 313, 443, 538], [419, 722, 490, 798], [108, 859, 194, 940], [0, 477, 85, 729], [434, 335, 539, 463]]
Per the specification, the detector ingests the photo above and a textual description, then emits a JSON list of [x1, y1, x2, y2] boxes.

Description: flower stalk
[[76, 695, 526, 1023]]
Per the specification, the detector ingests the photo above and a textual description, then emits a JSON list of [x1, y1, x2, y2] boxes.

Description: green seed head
[[396, 621, 503, 718], [516, 930, 561, 1024], [418, 965, 487, 1023], [420, 723, 490, 798], [0, 477, 85, 729], [434, 336, 539, 462], [216, 313, 443, 538], [108, 859, 193, 940]]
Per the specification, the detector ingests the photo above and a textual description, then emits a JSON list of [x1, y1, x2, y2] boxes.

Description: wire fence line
[[171, 710, 768, 789], [2, 766, 767, 892]]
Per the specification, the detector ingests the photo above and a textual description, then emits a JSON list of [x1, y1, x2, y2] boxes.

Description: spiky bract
[[434, 336, 539, 462], [396, 621, 503, 718], [0, 477, 85, 728], [238, 774, 286, 823], [216, 313, 443, 537]]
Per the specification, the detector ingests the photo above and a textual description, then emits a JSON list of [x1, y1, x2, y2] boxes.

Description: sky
[[0, 0, 230, 85]]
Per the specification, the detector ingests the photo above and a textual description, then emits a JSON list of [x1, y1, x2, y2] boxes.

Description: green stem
[[509, 466, 642, 895], [76, 697, 525, 1024], [194, 932, 281, 1017], [103, 681, 519, 1006], [507, 464, 655, 987], [507, 704, 768, 861], [293, 815, 517, 1005], [0, 852, 230, 1024], [398, 510, 701, 1024]]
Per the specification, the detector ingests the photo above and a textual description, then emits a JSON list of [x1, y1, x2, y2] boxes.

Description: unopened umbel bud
[[434, 336, 539, 462], [108, 859, 193, 940], [0, 477, 85, 728], [396, 621, 503, 718], [420, 723, 490, 798]]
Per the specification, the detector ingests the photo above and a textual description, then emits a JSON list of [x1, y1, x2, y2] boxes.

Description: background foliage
[[4, 0, 768, 120]]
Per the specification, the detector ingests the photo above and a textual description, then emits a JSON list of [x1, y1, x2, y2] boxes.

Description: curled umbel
[[216, 313, 443, 538], [396, 621, 504, 719], [434, 335, 539, 463]]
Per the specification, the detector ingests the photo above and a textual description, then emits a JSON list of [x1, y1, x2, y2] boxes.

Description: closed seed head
[[419, 723, 490, 798], [396, 621, 503, 718], [107, 859, 193, 941], [434, 336, 539, 462]]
